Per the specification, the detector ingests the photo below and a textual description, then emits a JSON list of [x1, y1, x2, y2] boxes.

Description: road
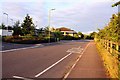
[[2, 40, 107, 79], [1, 40, 79, 51]]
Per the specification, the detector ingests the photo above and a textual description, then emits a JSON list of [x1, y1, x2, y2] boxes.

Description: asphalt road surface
[[2, 40, 107, 79], [1, 40, 88, 51], [2, 42, 45, 51]]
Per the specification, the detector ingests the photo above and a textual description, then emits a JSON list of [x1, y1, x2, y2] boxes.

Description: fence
[[95, 38, 120, 78], [99, 39, 120, 60]]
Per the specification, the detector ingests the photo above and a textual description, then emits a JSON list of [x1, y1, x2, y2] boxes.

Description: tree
[[21, 14, 35, 35], [13, 20, 22, 36], [112, 1, 120, 7], [8, 26, 13, 30], [83, 34, 90, 39], [89, 32, 97, 39], [35, 28, 44, 38], [37, 28, 44, 34], [78, 32, 84, 39], [0, 23, 6, 29], [53, 30, 62, 39], [44, 26, 49, 37], [96, 13, 119, 42]]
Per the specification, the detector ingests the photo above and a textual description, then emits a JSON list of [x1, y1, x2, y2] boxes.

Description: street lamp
[[48, 8, 55, 43], [3, 12, 8, 36]]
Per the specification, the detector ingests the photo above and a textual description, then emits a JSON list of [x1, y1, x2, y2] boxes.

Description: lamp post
[[3, 12, 8, 36], [48, 8, 55, 43]]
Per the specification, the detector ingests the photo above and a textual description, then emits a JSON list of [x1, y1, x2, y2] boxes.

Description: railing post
[[110, 41, 113, 54], [116, 43, 120, 61], [105, 40, 107, 49], [107, 40, 109, 51], [116, 43, 119, 51]]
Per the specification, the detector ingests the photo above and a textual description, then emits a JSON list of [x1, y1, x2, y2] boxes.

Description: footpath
[[68, 41, 108, 78]]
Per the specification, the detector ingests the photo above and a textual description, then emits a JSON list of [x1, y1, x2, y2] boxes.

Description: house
[[56, 27, 77, 37]]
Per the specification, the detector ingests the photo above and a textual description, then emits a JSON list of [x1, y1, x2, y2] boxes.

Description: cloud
[[50, 1, 118, 32], [0, 0, 118, 33], [1, 1, 46, 26]]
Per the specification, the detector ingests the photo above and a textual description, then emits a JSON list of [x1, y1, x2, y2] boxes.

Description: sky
[[0, 0, 119, 34]]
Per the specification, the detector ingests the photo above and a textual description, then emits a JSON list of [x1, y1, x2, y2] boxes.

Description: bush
[[21, 34, 35, 40], [2, 35, 57, 44], [61, 35, 79, 40], [2, 36, 14, 42]]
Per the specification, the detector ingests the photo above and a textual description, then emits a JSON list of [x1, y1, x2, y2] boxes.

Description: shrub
[[2, 36, 14, 42], [2, 35, 57, 44], [61, 35, 79, 40]]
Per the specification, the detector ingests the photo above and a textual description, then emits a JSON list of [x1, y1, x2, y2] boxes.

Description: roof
[[56, 27, 74, 31], [61, 31, 77, 34]]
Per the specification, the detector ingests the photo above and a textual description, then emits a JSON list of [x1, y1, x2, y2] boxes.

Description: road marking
[[13, 76, 33, 80], [13, 76, 25, 79], [66, 47, 83, 54], [12, 42, 89, 78], [35, 45, 84, 77], [63, 42, 90, 80], [35, 52, 73, 77], [0, 45, 44, 53]]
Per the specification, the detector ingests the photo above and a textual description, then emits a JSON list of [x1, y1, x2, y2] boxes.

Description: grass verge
[[95, 42, 119, 79]]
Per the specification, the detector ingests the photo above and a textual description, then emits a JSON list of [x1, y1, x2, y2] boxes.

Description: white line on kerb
[[63, 42, 90, 80], [35, 52, 73, 77]]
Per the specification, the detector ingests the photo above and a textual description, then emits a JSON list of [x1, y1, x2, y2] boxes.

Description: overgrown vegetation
[[96, 42, 118, 78], [96, 13, 120, 42], [95, 3, 120, 78]]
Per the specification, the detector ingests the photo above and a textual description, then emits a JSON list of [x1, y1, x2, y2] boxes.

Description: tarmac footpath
[[67, 41, 108, 78]]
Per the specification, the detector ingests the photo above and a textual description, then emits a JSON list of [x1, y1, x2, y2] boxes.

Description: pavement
[[2, 40, 108, 79], [66, 42, 108, 78]]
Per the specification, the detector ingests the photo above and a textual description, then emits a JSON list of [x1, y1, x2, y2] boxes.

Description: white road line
[[0, 45, 43, 53], [13, 76, 25, 79], [63, 42, 90, 80], [35, 52, 73, 77], [13, 76, 33, 80]]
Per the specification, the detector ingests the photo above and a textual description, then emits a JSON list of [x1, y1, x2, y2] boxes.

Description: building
[[0, 29, 13, 36], [56, 27, 77, 37]]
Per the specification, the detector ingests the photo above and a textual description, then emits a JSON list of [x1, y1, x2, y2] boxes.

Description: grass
[[95, 41, 119, 79]]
